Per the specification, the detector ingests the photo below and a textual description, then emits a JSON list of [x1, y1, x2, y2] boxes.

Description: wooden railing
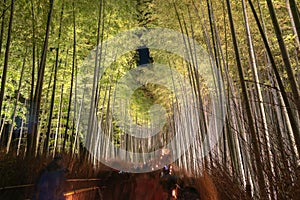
[[0, 178, 103, 200], [64, 186, 103, 200]]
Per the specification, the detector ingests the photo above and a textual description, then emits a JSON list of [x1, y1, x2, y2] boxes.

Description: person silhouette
[[33, 154, 67, 200]]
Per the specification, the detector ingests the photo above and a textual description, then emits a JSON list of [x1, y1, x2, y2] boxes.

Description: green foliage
[[0, 1, 299, 190]]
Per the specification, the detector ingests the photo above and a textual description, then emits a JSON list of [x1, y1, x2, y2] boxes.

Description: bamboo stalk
[[6, 48, 27, 153]]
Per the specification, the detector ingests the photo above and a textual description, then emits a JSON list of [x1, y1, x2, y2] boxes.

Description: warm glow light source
[[169, 165, 173, 174], [172, 189, 177, 199]]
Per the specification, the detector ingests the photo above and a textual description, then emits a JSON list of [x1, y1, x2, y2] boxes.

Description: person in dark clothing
[[33, 155, 67, 200], [160, 165, 182, 199], [177, 187, 201, 200], [160, 165, 201, 200]]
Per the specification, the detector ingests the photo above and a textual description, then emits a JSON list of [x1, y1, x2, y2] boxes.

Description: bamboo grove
[[0, 0, 299, 199]]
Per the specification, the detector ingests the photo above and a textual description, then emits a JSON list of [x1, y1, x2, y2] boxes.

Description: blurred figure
[[33, 154, 67, 200], [160, 165, 201, 200], [177, 187, 201, 200], [160, 165, 183, 199], [130, 173, 169, 200]]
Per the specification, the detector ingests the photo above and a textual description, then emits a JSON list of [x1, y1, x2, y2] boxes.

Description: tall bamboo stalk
[[64, 0, 76, 151], [6, 49, 26, 153], [0, 0, 7, 56], [86, 0, 103, 159], [0, 0, 14, 125], [44, 0, 64, 154], [226, 0, 267, 198], [266, 0, 300, 121], [53, 84, 64, 157], [288, 0, 300, 44], [248, 0, 300, 158], [28, 0, 55, 156]]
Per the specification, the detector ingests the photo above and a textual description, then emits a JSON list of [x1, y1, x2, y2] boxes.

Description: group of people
[[32, 150, 201, 200], [160, 164, 201, 200]]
